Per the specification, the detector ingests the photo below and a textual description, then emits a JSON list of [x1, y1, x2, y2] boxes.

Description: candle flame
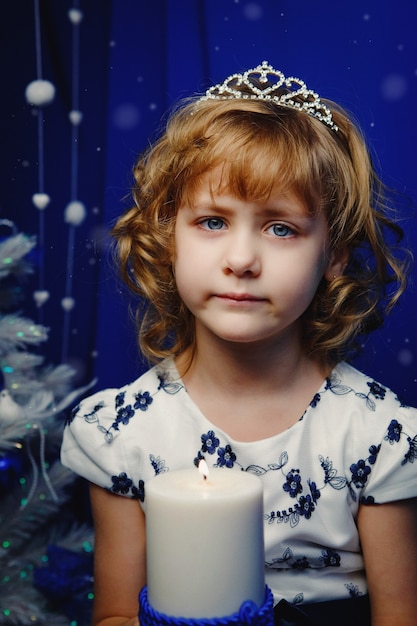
[[198, 459, 209, 480]]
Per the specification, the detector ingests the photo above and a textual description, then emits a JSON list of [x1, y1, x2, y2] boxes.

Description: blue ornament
[[34, 544, 94, 625], [0, 450, 24, 495]]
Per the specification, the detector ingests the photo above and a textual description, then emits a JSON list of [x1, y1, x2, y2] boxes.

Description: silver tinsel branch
[[0, 227, 96, 625], [0, 232, 36, 280]]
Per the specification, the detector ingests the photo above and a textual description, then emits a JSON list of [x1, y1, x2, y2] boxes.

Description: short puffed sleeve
[[60, 386, 143, 499], [359, 404, 417, 504]]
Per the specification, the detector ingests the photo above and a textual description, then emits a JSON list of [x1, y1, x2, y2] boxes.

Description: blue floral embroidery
[[157, 370, 184, 394], [367, 381, 386, 400], [110, 472, 145, 501], [320, 456, 347, 490], [134, 391, 153, 411], [196, 431, 240, 469], [346, 444, 382, 498], [266, 546, 341, 570], [321, 549, 341, 567], [368, 444, 381, 465], [350, 459, 371, 488], [310, 393, 321, 408], [360, 495, 375, 505], [69, 367, 185, 445], [308, 480, 321, 503], [115, 391, 125, 408], [195, 432, 287, 475], [194, 451, 206, 467], [386, 419, 402, 443], [83, 401, 106, 423], [298, 495, 315, 519], [265, 506, 300, 527], [66, 403, 80, 425], [266, 546, 293, 566], [292, 557, 310, 570], [217, 444, 236, 468], [266, 473, 321, 527], [384, 418, 417, 465], [384, 420, 417, 465], [111, 472, 133, 495], [283, 469, 303, 497], [321, 373, 386, 411], [345, 583, 363, 598], [68, 399, 115, 441], [201, 430, 220, 454], [112, 404, 135, 430], [324, 375, 351, 395], [266, 443, 382, 524], [150, 454, 168, 475], [404, 436, 417, 465], [132, 479, 145, 502]]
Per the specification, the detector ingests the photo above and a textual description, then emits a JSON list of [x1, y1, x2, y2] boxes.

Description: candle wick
[[203, 474, 207, 481]]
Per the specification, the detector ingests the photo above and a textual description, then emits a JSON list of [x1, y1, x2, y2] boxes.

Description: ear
[[324, 248, 349, 282]]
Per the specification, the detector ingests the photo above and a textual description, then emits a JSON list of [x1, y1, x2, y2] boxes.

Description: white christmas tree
[[0, 224, 95, 625]]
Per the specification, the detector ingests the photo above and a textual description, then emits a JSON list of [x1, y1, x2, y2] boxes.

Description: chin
[[216, 331, 274, 345]]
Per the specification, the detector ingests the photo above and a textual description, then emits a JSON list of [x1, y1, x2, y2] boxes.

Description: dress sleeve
[[360, 404, 417, 504], [60, 387, 134, 496]]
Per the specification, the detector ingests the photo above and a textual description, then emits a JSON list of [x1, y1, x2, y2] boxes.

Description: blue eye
[[201, 218, 225, 230], [269, 223, 293, 237]]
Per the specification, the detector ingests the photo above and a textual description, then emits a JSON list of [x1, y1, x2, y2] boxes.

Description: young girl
[[61, 62, 417, 626]]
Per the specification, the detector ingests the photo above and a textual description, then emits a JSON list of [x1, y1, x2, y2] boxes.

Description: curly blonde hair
[[111, 93, 409, 366]]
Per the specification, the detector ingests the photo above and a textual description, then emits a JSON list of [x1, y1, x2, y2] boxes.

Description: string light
[[27, 0, 56, 319], [62, 1, 85, 363]]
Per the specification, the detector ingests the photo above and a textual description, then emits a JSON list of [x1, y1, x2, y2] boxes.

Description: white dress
[[61, 358, 417, 608]]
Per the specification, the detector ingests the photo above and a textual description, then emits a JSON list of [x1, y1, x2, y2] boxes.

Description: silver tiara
[[200, 61, 338, 132]]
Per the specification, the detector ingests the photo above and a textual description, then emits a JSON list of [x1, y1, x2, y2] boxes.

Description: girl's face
[[174, 168, 340, 351]]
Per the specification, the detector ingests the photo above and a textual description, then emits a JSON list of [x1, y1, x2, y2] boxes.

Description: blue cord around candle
[[139, 585, 274, 626]]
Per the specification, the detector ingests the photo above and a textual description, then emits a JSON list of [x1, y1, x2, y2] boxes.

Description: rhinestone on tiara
[[200, 60, 338, 132]]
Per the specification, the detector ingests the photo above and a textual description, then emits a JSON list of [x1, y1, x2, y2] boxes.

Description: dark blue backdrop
[[1, 0, 416, 405]]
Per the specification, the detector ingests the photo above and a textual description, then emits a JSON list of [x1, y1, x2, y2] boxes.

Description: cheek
[[174, 227, 207, 287], [173, 251, 198, 305], [280, 253, 327, 302]]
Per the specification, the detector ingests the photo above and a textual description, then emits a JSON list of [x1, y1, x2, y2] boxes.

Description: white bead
[[33, 290, 50, 307], [68, 8, 83, 24], [25, 80, 56, 106], [65, 201, 87, 226], [32, 193, 51, 210], [69, 109, 83, 125], [61, 296, 75, 312]]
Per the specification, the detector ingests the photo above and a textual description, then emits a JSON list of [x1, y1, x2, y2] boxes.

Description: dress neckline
[[158, 357, 344, 446]]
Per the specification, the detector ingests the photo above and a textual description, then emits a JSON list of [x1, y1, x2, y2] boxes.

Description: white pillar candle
[[145, 465, 265, 619]]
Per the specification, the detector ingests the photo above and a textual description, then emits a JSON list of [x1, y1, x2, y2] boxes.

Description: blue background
[[1, 0, 416, 405]]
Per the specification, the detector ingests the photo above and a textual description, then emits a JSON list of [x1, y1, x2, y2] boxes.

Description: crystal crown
[[200, 61, 338, 132]]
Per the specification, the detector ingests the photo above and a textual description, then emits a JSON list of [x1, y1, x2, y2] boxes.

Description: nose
[[223, 232, 261, 277]]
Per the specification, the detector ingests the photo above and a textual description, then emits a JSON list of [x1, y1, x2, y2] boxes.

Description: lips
[[216, 293, 265, 302]]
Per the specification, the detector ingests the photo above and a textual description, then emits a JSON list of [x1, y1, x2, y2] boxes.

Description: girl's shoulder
[[323, 361, 414, 415], [67, 357, 181, 425], [305, 361, 417, 455], [60, 358, 186, 491]]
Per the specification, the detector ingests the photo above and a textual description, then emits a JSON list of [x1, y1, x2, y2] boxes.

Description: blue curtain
[[2, 0, 416, 404]]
